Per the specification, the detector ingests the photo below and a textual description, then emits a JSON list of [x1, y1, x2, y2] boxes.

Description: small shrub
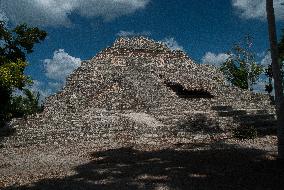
[[233, 125, 257, 139], [0, 89, 43, 128]]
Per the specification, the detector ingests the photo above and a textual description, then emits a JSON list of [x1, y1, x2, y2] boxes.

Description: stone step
[[245, 109, 275, 115], [256, 126, 277, 136], [216, 110, 247, 117], [235, 114, 276, 121], [239, 119, 277, 128], [211, 105, 233, 111], [2, 122, 175, 146], [1, 130, 123, 147]]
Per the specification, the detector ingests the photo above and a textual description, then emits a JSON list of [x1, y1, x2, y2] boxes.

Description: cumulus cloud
[[29, 80, 52, 101], [0, 11, 8, 48], [30, 49, 81, 100], [260, 52, 272, 66], [252, 79, 268, 93], [44, 49, 81, 82], [0, 0, 150, 26], [252, 71, 275, 94], [117, 30, 151, 37], [0, 10, 8, 23], [160, 37, 184, 51], [27, 80, 63, 102], [232, 0, 284, 21], [201, 52, 230, 67]]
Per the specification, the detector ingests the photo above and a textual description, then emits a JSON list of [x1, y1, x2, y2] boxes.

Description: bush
[[10, 89, 43, 118], [0, 89, 43, 127]]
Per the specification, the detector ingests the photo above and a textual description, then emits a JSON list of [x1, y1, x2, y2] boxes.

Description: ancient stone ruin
[[1, 36, 277, 148]]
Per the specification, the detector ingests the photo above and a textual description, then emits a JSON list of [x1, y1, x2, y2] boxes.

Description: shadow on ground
[[0, 127, 15, 146], [4, 144, 284, 190]]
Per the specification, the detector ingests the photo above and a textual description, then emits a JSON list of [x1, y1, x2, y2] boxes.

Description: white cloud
[[28, 80, 63, 101], [0, 10, 8, 22], [260, 52, 272, 66], [78, 0, 149, 20], [29, 80, 53, 101], [232, 0, 284, 21], [252, 74, 275, 94], [29, 49, 81, 100], [257, 51, 266, 58], [160, 37, 184, 51], [201, 52, 230, 67], [0, 11, 8, 48], [252, 78, 267, 93], [117, 30, 151, 37], [44, 49, 81, 82], [0, 0, 150, 26], [47, 81, 62, 91]]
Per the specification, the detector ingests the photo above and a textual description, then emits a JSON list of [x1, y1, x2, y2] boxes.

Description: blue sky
[[0, 0, 284, 99]]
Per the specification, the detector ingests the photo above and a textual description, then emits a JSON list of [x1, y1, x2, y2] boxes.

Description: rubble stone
[[1, 36, 276, 148]]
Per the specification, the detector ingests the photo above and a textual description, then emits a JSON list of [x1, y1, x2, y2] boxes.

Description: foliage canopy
[[221, 35, 263, 91], [0, 21, 47, 127]]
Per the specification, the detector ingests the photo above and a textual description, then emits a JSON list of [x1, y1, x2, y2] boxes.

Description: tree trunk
[[266, 0, 284, 159]]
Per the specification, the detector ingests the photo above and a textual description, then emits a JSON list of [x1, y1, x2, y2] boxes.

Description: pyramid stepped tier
[[1, 36, 276, 148]]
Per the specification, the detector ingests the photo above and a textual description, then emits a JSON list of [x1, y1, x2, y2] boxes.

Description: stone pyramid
[[2, 36, 276, 148]]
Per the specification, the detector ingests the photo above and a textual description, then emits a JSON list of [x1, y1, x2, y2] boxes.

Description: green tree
[[9, 89, 43, 119], [0, 21, 47, 127], [221, 35, 263, 91]]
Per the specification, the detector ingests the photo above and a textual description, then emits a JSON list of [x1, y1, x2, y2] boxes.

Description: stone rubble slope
[[1, 36, 276, 148]]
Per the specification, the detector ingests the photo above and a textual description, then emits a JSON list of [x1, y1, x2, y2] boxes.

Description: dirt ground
[[1, 135, 283, 190]]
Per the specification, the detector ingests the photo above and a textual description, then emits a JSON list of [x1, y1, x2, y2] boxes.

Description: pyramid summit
[[2, 36, 276, 148], [94, 36, 190, 64], [113, 36, 169, 50]]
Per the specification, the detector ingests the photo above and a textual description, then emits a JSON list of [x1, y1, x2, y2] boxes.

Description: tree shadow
[[4, 144, 284, 190], [0, 126, 16, 146], [211, 105, 277, 136], [175, 114, 224, 134]]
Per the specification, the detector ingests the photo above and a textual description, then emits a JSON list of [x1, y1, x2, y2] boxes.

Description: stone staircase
[[0, 105, 277, 148]]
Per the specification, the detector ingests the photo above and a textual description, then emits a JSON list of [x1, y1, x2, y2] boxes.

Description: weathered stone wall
[[1, 36, 276, 148]]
